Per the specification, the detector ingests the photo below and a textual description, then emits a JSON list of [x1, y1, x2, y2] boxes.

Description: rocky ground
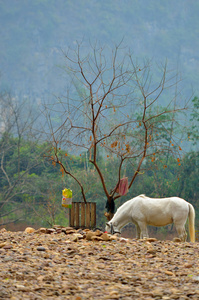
[[0, 226, 199, 300]]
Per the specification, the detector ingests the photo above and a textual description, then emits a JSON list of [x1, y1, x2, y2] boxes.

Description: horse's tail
[[188, 203, 195, 243]]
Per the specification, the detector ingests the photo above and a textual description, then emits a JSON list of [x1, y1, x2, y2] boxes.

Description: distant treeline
[[0, 133, 198, 231]]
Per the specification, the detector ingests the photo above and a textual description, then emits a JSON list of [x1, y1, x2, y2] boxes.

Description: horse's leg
[[135, 224, 141, 239], [183, 228, 187, 242], [137, 221, 148, 239], [175, 223, 187, 242]]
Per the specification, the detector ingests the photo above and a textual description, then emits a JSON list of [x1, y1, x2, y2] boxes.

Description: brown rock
[[184, 263, 194, 268], [63, 226, 75, 231], [15, 285, 30, 292], [64, 229, 77, 235], [0, 242, 7, 248], [86, 231, 95, 240], [3, 244, 13, 249], [147, 248, 156, 255], [109, 235, 118, 241], [165, 270, 175, 276], [46, 228, 56, 234], [151, 288, 164, 297], [35, 228, 47, 234], [24, 227, 35, 233], [91, 236, 103, 241], [94, 229, 103, 236], [72, 234, 83, 242], [101, 233, 110, 241], [146, 238, 157, 242], [37, 246, 46, 251], [53, 224, 63, 229], [119, 237, 129, 243]]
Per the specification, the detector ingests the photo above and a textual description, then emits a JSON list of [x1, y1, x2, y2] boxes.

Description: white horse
[[105, 195, 195, 242]]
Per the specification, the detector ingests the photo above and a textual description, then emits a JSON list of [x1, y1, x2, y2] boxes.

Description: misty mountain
[[0, 0, 199, 102]]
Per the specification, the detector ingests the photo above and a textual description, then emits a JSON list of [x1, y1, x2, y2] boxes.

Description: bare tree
[[0, 91, 44, 226], [45, 41, 189, 220]]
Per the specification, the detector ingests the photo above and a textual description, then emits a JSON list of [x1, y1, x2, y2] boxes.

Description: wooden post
[[90, 203, 96, 227], [70, 202, 75, 227], [86, 203, 91, 228], [81, 202, 85, 227], [75, 203, 80, 227]]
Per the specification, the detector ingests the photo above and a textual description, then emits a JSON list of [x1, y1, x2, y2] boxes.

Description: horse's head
[[105, 222, 121, 235]]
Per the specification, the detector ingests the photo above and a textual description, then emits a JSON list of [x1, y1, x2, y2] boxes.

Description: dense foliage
[[0, 94, 198, 233], [0, 132, 198, 232]]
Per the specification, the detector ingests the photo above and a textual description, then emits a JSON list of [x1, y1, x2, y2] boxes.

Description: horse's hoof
[[173, 237, 182, 243]]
